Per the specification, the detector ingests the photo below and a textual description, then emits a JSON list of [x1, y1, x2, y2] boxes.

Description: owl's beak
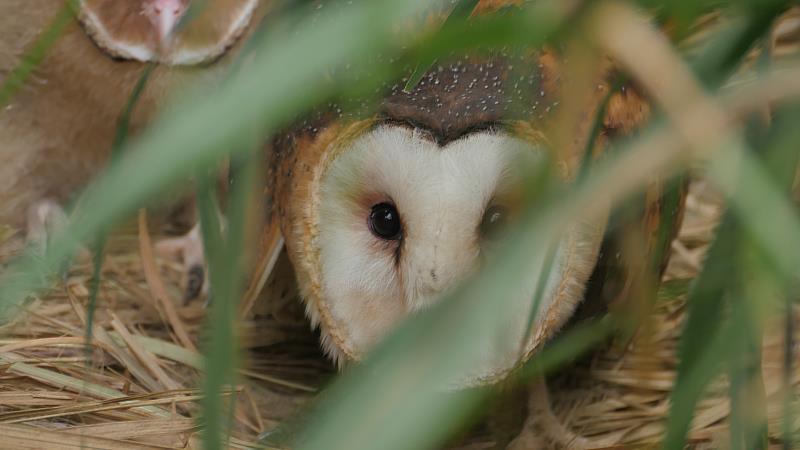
[[405, 239, 478, 312], [143, 0, 189, 47]]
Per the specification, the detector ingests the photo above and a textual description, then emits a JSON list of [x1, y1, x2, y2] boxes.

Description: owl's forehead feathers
[[380, 52, 561, 145], [325, 125, 539, 217]]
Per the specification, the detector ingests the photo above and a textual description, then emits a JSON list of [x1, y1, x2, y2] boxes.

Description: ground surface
[[0, 181, 798, 449]]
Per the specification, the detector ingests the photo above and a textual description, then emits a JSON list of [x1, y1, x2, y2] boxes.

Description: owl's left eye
[[368, 203, 402, 240]]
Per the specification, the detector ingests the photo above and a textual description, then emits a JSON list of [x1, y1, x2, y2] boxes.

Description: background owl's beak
[[143, 0, 189, 47]]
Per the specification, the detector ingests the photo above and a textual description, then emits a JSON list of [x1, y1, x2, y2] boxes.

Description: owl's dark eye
[[368, 203, 402, 240], [480, 205, 508, 240]]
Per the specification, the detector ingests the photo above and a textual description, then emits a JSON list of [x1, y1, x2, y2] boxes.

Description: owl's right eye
[[368, 203, 402, 240], [480, 204, 508, 240]]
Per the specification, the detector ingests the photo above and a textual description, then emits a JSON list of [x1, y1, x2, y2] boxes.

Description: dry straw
[[1, 178, 784, 449]]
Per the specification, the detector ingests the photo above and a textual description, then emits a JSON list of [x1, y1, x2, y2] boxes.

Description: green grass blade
[[83, 64, 155, 364], [665, 99, 800, 450], [403, 0, 480, 93], [197, 149, 258, 450], [662, 210, 735, 448], [692, 4, 788, 87], [194, 166, 228, 450]]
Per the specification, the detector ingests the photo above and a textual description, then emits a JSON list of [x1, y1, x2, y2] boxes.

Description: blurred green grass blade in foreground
[[661, 8, 800, 450], [403, 0, 481, 93], [195, 152, 259, 449], [663, 27, 800, 450], [194, 166, 230, 450], [84, 65, 155, 351]]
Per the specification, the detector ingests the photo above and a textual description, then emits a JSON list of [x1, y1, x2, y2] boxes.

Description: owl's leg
[[26, 199, 67, 253], [155, 222, 207, 303], [26, 199, 90, 259], [506, 378, 593, 450], [25, 199, 207, 301]]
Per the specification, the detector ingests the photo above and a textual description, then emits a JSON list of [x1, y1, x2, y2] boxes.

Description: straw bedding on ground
[[2, 179, 796, 450]]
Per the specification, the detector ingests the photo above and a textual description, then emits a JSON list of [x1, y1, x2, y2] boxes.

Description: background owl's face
[[293, 124, 606, 383], [78, 0, 259, 64]]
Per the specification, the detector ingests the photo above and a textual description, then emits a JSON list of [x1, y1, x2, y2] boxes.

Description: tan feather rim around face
[[284, 119, 609, 387], [77, 0, 259, 65]]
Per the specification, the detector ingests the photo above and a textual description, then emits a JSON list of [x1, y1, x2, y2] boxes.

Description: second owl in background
[[0, 0, 265, 292]]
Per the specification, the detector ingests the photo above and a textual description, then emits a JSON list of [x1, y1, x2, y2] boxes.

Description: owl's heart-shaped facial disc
[[292, 124, 608, 385]]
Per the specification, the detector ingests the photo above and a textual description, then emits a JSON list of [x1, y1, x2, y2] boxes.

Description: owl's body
[[1, 2, 687, 446], [259, 49, 671, 385]]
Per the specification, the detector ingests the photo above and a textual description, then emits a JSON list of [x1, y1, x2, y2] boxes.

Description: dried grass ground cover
[[0, 219, 333, 449], [2, 180, 795, 450], [544, 181, 798, 450]]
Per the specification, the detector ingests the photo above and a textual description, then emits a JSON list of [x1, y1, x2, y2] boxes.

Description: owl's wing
[[574, 87, 689, 324]]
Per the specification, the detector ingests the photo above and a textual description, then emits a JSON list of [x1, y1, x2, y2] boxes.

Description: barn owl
[[250, 37, 682, 446], [252, 48, 683, 388]]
